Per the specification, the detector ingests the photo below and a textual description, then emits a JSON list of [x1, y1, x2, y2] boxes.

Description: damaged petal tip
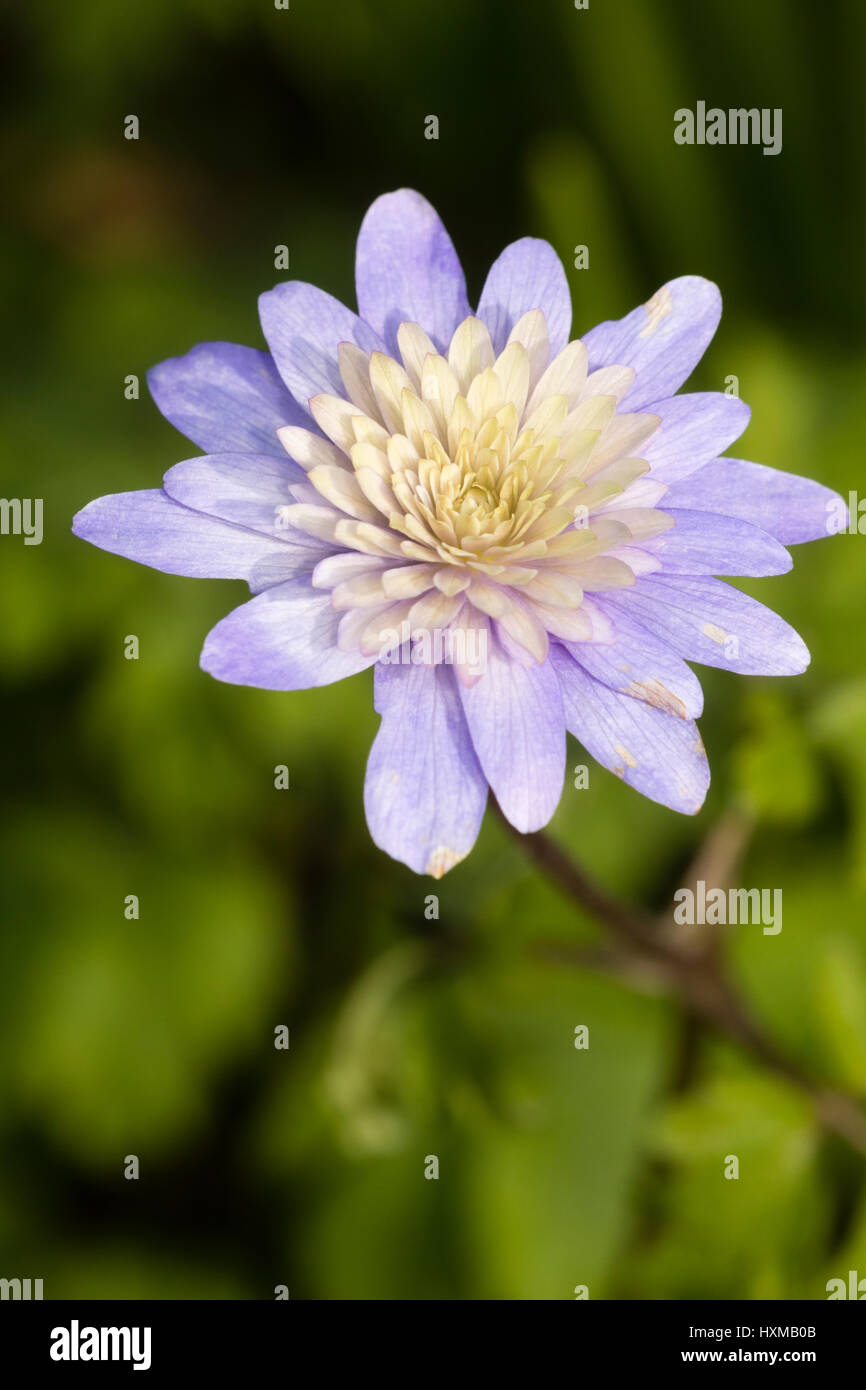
[[425, 846, 467, 878]]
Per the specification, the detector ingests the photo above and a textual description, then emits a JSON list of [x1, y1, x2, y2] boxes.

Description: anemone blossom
[[73, 190, 842, 876]]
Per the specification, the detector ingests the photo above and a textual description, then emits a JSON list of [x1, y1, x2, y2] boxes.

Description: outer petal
[[603, 575, 810, 675], [644, 509, 792, 576], [659, 458, 847, 545], [72, 489, 310, 591], [477, 238, 571, 357], [258, 282, 384, 408], [355, 189, 471, 356], [147, 342, 309, 457], [551, 645, 709, 814], [364, 661, 487, 876], [458, 636, 565, 832], [642, 394, 751, 483], [565, 606, 704, 719], [200, 577, 375, 689], [162, 453, 319, 541], [581, 276, 722, 411]]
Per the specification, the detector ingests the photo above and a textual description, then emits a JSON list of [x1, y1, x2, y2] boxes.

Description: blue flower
[[73, 190, 844, 876]]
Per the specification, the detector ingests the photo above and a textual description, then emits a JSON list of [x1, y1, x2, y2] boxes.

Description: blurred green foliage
[[1, 0, 865, 1299]]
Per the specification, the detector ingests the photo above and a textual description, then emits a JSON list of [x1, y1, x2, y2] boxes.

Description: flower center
[[278, 312, 671, 670]]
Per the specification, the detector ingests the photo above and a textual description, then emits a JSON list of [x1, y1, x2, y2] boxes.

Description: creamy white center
[[277, 311, 671, 679]]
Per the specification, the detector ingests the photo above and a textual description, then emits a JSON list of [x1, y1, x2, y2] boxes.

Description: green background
[[2, 0, 865, 1299]]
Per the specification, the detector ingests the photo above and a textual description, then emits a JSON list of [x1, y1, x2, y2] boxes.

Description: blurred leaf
[[638, 1073, 823, 1298], [814, 940, 866, 1094], [732, 689, 822, 826], [812, 678, 866, 889], [527, 132, 638, 331], [0, 810, 289, 1165]]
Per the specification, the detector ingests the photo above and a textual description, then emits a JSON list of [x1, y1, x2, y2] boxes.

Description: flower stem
[[490, 798, 866, 1157]]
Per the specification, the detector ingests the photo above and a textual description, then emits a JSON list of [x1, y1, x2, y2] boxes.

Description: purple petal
[[581, 276, 721, 411], [477, 238, 571, 357], [364, 661, 487, 876], [603, 575, 810, 675], [72, 489, 308, 591], [551, 645, 709, 814], [147, 342, 309, 457], [200, 576, 374, 689], [659, 458, 847, 545], [258, 282, 384, 409], [162, 453, 322, 546], [646, 509, 792, 576], [355, 189, 471, 356], [458, 637, 565, 832], [565, 605, 704, 719], [643, 394, 751, 483]]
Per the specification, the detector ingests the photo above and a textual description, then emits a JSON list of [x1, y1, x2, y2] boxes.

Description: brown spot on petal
[[426, 846, 466, 878], [639, 286, 673, 338], [702, 622, 729, 645], [614, 743, 638, 768], [626, 678, 688, 720]]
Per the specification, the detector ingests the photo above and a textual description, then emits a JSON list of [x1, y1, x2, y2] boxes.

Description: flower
[[73, 189, 844, 877]]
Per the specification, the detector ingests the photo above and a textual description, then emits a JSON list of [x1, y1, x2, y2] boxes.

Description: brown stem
[[491, 799, 866, 1156]]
